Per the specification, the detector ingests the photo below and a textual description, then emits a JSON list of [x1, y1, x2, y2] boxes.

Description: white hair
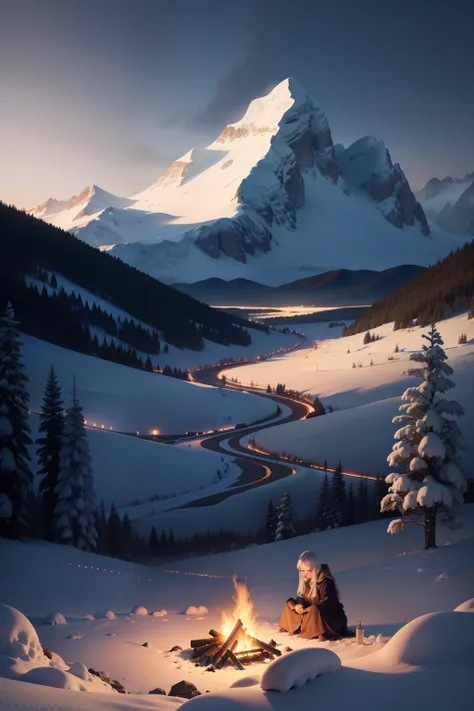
[[296, 550, 321, 599]]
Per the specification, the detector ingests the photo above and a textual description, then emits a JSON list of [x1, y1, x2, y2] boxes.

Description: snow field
[[22, 333, 277, 434], [1, 506, 474, 706], [228, 313, 474, 476], [28, 416, 240, 510]]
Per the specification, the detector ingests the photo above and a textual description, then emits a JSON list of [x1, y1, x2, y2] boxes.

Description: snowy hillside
[[1, 507, 474, 706], [26, 80, 465, 285], [222, 313, 474, 477], [22, 334, 277, 434]]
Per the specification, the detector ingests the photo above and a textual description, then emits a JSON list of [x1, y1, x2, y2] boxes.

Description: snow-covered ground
[[27, 417, 240, 511], [223, 313, 474, 476], [1, 505, 474, 708], [22, 334, 278, 434]]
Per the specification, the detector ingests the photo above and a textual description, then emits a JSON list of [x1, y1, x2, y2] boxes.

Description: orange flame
[[221, 575, 258, 652]]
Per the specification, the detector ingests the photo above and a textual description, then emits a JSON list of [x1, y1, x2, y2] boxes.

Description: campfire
[[190, 576, 281, 670]]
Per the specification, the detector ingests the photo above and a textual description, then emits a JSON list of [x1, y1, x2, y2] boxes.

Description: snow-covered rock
[[379, 611, 474, 667], [0, 604, 45, 662], [184, 605, 208, 616], [23, 666, 83, 690], [94, 610, 116, 620], [229, 676, 260, 688], [44, 612, 67, 625], [454, 598, 474, 613], [336, 136, 430, 235], [152, 609, 168, 617], [68, 661, 93, 681], [260, 648, 341, 692], [131, 605, 148, 616]]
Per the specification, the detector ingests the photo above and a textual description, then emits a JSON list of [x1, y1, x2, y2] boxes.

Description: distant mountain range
[[174, 265, 426, 307], [26, 78, 464, 286], [417, 173, 474, 236]]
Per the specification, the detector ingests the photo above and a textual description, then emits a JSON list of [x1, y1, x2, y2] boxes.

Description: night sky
[[1, 0, 473, 207]]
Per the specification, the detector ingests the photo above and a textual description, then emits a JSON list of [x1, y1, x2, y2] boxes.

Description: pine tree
[[363, 331, 371, 345], [52, 380, 98, 551], [395, 343, 399, 353], [356, 478, 369, 523], [328, 462, 345, 528], [122, 513, 132, 557], [107, 503, 122, 557], [265, 498, 278, 541], [344, 485, 356, 526], [148, 525, 159, 555], [381, 324, 467, 549], [96, 500, 108, 554], [36, 365, 64, 539], [0, 303, 33, 537], [315, 472, 330, 530], [275, 491, 296, 541]]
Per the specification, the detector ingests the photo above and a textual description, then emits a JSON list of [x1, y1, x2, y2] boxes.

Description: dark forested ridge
[[0, 203, 259, 355], [343, 239, 474, 336]]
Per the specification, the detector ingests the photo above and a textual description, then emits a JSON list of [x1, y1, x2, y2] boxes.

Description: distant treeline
[[343, 240, 474, 336], [0, 202, 258, 353]]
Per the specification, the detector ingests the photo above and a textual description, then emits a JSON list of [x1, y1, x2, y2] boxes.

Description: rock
[[169, 680, 202, 699], [149, 688, 167, 695], [45, 612, 67, 625], [41, 644, 53, 660], [131, 605, 148, 616], [142, 642, 149, 647], [94, 610, 116, 620], [336, 136, 430, 236], [205, 665, 215, 672], [169, 645, 182, 652]]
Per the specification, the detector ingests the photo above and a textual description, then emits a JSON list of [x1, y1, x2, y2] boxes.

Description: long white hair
[[296, 550, 321, 598]]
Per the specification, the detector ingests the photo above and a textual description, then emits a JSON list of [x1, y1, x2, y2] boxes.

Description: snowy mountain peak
[[27, 79, 445, 281], [417, 171, 474, 236]]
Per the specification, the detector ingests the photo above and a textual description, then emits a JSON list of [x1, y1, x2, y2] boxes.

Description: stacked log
[[190, 621, 281, 670]]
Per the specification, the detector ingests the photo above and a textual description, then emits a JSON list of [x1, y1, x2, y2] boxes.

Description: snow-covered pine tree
[[265, 498, 278, 541], [328, 462, 345, 528], [315, 472, 330, 530], [36, 365, 65, 539], [381, 323, 467, 549], [275, 491, 296, 541], [0, 303, 33, 537], [344, 485, 356, 526], [52, 380, 97, 551]]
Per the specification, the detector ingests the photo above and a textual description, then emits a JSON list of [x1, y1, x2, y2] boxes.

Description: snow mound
[[260, 648, 341, 692], [94, 610, 116, 620], [45, 612, 67, 625], [68, 662, 93, 681], [185, 605, 208, 616], [380, 611, 474, 667], [230, 676, 260, 688], [0, 604, 45, 662], [23, 666, 83, 690], [131, 605, 148, 616], [152, 609, 168, 617], [454, 598, 474, 613]]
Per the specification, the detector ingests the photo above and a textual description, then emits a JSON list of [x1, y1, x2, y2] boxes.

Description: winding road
[[170, 342, 315, 509]]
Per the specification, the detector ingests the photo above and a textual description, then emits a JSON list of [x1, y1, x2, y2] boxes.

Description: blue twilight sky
[[1, 0, 473, 208]]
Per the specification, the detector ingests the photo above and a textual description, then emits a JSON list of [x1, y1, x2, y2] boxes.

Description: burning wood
[[190, 620, 281, 670]]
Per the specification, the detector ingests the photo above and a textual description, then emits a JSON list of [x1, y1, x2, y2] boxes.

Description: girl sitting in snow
[[279, 550, 352, 641]]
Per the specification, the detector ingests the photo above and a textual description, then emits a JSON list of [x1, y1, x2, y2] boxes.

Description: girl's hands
[[294, 603, 304, 614]]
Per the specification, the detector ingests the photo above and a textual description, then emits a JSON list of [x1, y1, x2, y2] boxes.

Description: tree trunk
[[424, 509, 437, 549]]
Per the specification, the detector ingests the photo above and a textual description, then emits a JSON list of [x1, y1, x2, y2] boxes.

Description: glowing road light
[[84, 419, 87, 424], [93, 422, 97, 427], [151, 429, 159, 436], [101, 424, 104, 429]]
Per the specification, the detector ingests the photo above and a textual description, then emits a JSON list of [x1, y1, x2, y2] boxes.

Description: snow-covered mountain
[[28, 79, 464, 285], [417, 173, 474, 236]]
